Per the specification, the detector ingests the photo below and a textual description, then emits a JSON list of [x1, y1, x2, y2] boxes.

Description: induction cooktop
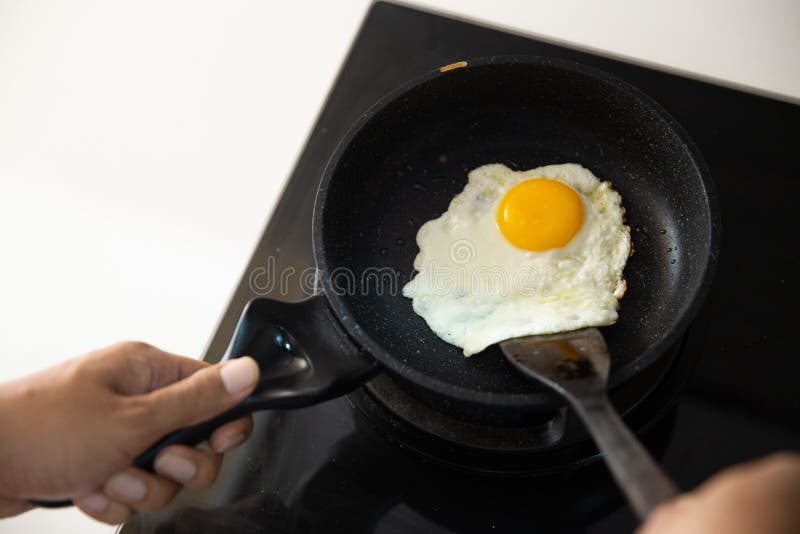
[[120, 2, 800, 533]]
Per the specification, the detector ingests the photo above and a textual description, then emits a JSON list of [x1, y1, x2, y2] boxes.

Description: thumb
[[140, 356, 260, 438]]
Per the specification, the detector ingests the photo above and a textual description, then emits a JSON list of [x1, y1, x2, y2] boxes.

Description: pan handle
[[32, 295, 380, 508]]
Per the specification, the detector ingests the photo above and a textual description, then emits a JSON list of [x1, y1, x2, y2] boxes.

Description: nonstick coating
[[315, 57, 718, 411]]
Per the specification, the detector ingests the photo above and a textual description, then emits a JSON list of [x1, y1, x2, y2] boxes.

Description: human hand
[[638, 452, 800, 534], [0, 341, 260, 524]]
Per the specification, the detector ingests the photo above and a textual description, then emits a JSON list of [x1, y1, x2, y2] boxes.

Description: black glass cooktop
[[121, 2, 800, 533]]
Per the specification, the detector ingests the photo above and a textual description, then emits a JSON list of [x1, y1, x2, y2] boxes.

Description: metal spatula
[[499, 328, 678, 520]]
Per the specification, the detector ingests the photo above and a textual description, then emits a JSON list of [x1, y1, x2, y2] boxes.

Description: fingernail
[[215, 432, 246, 453], [106, 472, 147, 502], [78, 492, 109, 513], [220, 357, 259, 395], [154, 453, 197, 484]]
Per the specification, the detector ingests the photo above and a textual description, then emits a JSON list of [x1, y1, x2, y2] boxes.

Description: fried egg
[[402, 163, 631, 356]]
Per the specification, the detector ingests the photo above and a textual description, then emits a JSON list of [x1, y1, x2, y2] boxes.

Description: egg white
[[402, 163, 631, 356]]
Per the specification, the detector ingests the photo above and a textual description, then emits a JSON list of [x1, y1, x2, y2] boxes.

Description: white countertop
[[0, 1, 797, 532]]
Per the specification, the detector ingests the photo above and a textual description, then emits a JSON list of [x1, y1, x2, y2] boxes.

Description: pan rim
[[313, 55, 721, 410]]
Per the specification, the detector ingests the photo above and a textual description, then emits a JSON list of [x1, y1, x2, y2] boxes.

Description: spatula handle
[[571, 394, 679, 520]]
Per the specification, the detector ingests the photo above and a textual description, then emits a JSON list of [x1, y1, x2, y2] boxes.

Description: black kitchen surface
[[120, 2, 800, 533]]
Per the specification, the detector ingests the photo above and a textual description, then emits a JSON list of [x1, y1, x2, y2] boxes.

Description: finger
[[752, 451, 800, 476], [103, 342, 211, 394], [103, 467, 180, 512], [75, 492, 133, 525], [636, 496, 693, 534], [154, 445, 223, 489], [136, 350, 212, 391], [85, 341, 210, 395], [0, 496, 33, 518], [138, 356, 260, 438], [210, 415, 254, 453]]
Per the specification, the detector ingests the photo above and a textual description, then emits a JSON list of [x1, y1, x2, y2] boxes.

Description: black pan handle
[[32, 295, 380, 508]]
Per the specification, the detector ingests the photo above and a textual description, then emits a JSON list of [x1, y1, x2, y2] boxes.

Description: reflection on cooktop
[[124, 398, 676, 533]]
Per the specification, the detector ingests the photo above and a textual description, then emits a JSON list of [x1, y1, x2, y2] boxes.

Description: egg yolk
[[497, 179, 584, 251]]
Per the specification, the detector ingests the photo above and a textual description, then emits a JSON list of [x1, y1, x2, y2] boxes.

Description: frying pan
[[36, 56, 719, 510]]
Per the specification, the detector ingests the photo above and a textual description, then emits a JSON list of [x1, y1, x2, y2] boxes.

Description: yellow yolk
[[497, 179, 584, 251]]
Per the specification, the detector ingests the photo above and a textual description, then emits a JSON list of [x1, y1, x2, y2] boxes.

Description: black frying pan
[[314, 56, 719, 417], [37, 56, 719, 509]]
